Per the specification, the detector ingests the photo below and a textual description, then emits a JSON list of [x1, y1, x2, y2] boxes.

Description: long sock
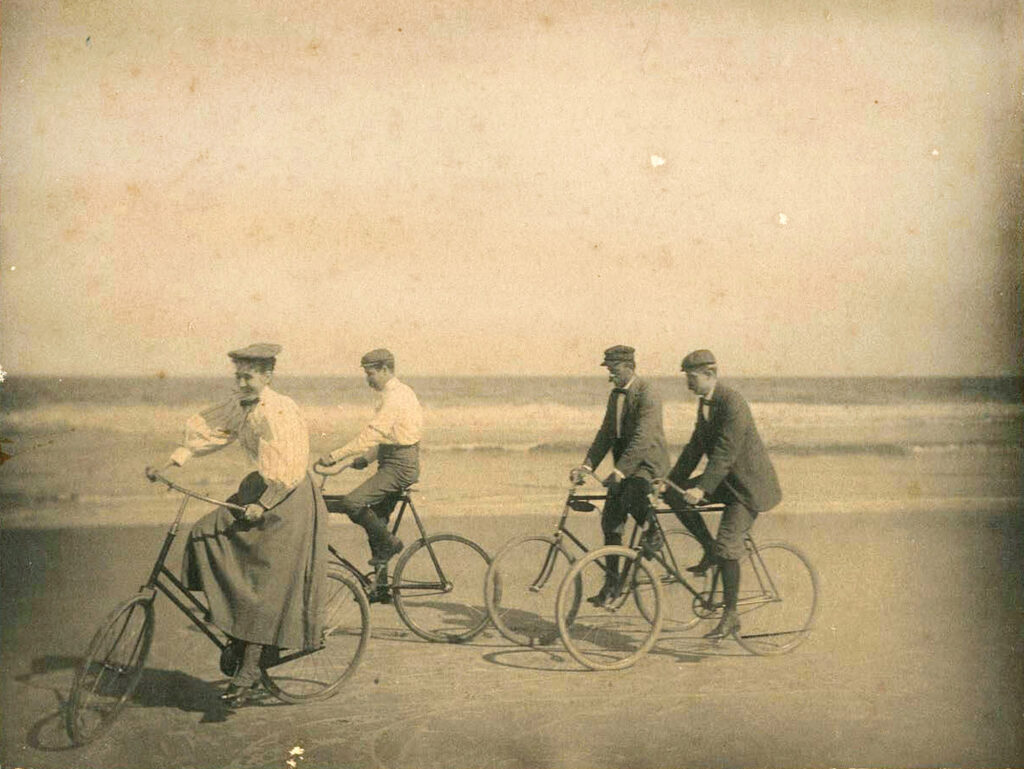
[[351, 508, 395, 557], [720, 558, 740, 612], [674, 509, 715, 552], [604, 533, 622, 583]]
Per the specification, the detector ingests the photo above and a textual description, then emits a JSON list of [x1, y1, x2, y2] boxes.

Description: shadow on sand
[[18, 655, 244, 752]]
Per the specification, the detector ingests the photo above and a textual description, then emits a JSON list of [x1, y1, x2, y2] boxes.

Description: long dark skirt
[[182, 471, 327, 650]]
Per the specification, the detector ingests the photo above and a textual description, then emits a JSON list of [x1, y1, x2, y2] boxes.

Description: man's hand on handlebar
[[351, 456, 369, 470], [145, 463, 174, 482], [569, 465, 592, 485], [682, 486, 705, 506]]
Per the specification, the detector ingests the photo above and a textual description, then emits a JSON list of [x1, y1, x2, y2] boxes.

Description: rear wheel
[[556, 546, 662, 671], [392, 534, 493, 643], [734, 541, 818, 655], [66, 593, 155, 746], [485, 535, 579, 647], [262, 569, 371, 702]]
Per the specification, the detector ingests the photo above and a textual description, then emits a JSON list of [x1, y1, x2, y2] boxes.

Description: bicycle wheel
[[555, 546, 662, 671], [734, 540, 819, 656], [392, 534, 493, 643], [66, 593, 155, 746], [262, 569, 371, 703], [485, 535, 580, 647], [633, 528, 707, 631]]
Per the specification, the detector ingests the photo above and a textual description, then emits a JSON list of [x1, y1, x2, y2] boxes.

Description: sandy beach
[[3, 502, 1023, 769]]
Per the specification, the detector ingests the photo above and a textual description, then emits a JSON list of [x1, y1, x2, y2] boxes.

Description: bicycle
[[555, 478, 819, 670], [483, 469, 707, 648], [315, 461, 495, 644], [65, 470, 371, 746]]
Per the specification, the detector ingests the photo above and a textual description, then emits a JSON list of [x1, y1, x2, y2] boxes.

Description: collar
[[614, 376, 636, 392], [701, 385, 716, 403], [241, 386, 278, 408]]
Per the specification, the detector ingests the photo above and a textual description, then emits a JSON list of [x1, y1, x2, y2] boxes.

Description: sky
[[1, 0, 1021, 377]]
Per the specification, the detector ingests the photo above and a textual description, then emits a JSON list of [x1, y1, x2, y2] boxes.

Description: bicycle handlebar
[[144, 468, 247, 515], [312, 459, 353, 477]]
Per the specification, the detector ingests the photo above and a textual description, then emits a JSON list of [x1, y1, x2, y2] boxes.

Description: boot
[[221, 642, 263, 706], [674, 508, 717, 573], [587, 554, 620, 605], [703, 609, 740, 639], [351, 508, 404, 566]]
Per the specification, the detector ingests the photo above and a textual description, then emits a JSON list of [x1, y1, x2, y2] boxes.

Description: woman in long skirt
[[153, 343, 326, 706]]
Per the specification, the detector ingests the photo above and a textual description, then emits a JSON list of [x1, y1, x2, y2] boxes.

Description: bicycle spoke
[[486, 536, 577, 647], [392, 535, 492, 643], [734, 541, 818, 656]]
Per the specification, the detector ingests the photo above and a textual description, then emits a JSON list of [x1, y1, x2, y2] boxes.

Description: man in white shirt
[[319, 348, 422, 577]]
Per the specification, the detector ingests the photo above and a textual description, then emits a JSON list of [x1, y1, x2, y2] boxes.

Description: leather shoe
[[219, 681, 260, 707], [686, 552, 716, 576], [703, 611, 740, 640], [586, 578, 620, 606], [640, 529, 663, 558], [368, 536, 404, 567]]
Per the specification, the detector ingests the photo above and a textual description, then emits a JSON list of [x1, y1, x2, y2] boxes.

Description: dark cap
[[681, 349, 716, 371], [601, 345, 636, 367], [228, 343, 282, 362], [360, 348, 395, 368]]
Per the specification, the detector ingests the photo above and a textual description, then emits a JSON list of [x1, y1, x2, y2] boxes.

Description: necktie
[[699, 397, 711, 421], [613, 388, 627, 437]]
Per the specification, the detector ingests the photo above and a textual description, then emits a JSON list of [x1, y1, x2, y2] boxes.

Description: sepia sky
[[1, 0, 1021, 377]]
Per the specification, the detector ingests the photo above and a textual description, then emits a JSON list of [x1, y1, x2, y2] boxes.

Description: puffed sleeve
[[169, 399, 244, 466]]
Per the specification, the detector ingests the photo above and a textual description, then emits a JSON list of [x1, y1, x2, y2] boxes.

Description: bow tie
[[612, 388, 629, 395], [700, 397, 711, 405], [240, 397, 260, 407]]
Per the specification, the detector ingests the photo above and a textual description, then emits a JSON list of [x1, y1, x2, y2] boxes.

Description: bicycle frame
[[143, 494, 230, 654], [324, 488, 453, 596], [516, 486, 608, 595], [144, 473, 322, 668]]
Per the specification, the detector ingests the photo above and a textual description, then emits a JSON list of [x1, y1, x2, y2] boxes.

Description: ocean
[[1, 375, 1022, 528]]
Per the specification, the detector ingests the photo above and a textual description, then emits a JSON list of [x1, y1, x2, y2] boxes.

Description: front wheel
[[392, 534, 493, 643], [734, 540, 819, 656], [556, 546, 662, 671], [485, 535, 579, 647], [632, 528, 708, 631], [66, 593, 155, 746], [262, 569, 371, 702]]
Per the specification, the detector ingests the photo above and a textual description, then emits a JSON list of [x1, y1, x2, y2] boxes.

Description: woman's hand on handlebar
[[242, 504, 265, 523]]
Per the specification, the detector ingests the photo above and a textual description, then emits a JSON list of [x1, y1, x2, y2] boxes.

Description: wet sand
[[2, 506, 1023, 768]]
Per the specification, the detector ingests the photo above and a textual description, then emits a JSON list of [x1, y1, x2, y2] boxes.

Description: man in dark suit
[[664, 349, 782, 639], [571, 345, 670, 605]]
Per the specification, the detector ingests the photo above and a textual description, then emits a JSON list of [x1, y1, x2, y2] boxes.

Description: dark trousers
[[600, 476, 654, 546], [663, 476, 757, 559], [325, 444, 420, 523]]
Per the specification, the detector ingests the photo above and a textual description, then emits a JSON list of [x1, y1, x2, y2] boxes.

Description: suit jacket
[[669, 382, 782, 512], [584, 377, 670, 481]]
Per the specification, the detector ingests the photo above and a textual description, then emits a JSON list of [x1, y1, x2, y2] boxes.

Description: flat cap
[[360, 348, 395, 368], [228, 343, 282, 362], [681, 349, 716, 371], [601, 345, 636, 367]]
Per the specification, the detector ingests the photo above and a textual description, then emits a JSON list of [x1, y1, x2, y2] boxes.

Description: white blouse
[[170, 387, 310, 509], [328, 377, 423, 463]]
